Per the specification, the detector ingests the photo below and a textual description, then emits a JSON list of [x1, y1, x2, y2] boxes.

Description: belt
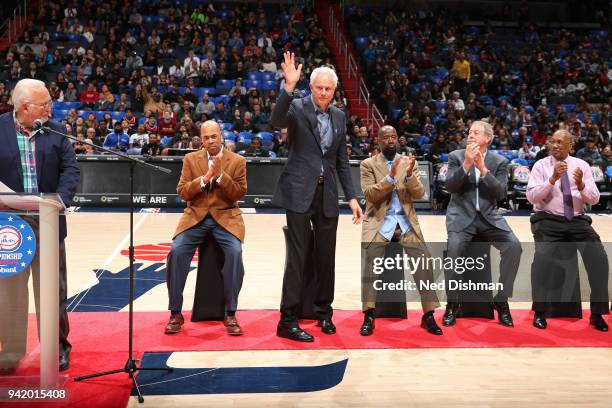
[[317, 176, 324, 185]]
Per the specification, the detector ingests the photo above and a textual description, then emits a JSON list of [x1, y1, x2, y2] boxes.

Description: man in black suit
[[443, 120, 522, 327], [270, 52, 363, 342]]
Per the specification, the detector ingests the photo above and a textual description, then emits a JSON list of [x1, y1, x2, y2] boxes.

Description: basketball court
[[35, 210, 611, 407]]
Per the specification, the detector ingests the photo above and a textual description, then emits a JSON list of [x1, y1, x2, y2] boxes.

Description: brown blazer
[[173, 148, 247, 242], [360, 153, 426, 244]]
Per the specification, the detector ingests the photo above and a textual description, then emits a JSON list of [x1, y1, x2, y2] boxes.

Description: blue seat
[[222, 130, 235, 141], [415, 135, 431, 146], [391, 109, 402, 122], [268, 151, 277, 158], [238, 132, 253, 144], [111, 111, 125, 122], [216, 79, 235, 91], [221, 123, 233, 131], [261, 80, 278, 91], [439, 153, 449, 162], [354, 36, 369, 51], [246, 72, 259, 81], [260, 72, 275, 81], [257, 131, 274, 142], [434, 100, 446, 111], [198, 87, 216, 98], [561, 104, 576, 113], [244, 80, 260, 90]]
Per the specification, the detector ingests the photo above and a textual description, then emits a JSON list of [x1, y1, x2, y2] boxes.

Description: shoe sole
[[276, 332, 314, 342]]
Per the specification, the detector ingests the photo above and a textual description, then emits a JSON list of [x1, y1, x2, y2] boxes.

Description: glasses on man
[[28, 100, 53, 109]]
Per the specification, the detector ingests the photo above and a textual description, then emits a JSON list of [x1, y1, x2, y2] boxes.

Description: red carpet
[[4, 309, 611, 407]]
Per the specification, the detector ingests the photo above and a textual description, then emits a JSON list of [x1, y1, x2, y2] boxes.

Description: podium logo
[[0, 214, 37, 278], [0, 226, 21, 251]]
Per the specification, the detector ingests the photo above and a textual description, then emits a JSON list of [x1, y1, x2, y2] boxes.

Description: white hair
[[310, 66, 338, 86], [10, 78, 47, 108]]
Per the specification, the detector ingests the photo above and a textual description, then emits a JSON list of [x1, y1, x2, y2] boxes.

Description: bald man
[[527, 129, 609, 331], [165, 120, 247, 336]]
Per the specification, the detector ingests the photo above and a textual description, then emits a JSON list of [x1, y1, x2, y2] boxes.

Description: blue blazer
[[0, 112, 80, 240]]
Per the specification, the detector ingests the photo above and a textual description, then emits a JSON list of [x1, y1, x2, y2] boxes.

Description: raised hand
[[549, 161, 568, 185], [281, 51, 303, 93], [389, 156, 403, 179], [573, 167, 584, 190], [405, 153, 416, 177], [463, 142, 478, 170]]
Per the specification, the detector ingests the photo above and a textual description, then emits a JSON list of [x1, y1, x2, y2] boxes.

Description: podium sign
[[0, 193, 67, 400]]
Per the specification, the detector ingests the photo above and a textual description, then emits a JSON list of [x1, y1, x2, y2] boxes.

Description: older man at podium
[[0, 78, 80, 372]]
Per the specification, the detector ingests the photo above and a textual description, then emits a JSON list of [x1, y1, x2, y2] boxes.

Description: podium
[[0, 193, 66, 396]]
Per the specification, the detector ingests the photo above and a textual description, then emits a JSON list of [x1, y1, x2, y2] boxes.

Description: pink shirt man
[[527, 155, 600, 216]]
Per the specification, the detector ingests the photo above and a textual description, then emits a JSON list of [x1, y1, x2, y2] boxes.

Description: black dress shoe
[[590, 314, 609, 332], [59, 351, 70, 372], [442, 302, 459, 326], [276, 325, 314, 342], [421, 312, 443, 335], [493, 301, 514, 327], [533, 312, 547, 329], [360, 315, 375, 336], [317, 319, 336, 334]]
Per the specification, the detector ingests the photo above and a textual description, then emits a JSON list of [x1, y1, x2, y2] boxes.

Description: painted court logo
[[0, 213, 36, 278]]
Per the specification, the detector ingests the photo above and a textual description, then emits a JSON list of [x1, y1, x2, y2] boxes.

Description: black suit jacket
[[0, 112, 80, 240], [269, 89, 356, 217], [445, 149, 511, 232]]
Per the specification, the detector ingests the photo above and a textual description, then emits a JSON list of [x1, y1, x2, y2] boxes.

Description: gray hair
[[10, 78, 47, 108], [310, 66, 338, 87], [471, 120, 494, 138]]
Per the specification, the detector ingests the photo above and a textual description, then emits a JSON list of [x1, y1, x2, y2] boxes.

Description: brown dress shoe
[[164, 313, 184, 334], [224, 315, 243, 336]]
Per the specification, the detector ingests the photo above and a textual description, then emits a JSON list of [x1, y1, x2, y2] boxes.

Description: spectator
[[141, 132, 163, 156], [576, 138, 602, 165], [196, 93, 215, 117], [243, 136, 267, 157], [518, 138, 540, 160], [103, 122, 130, 152], [129, 125, 149, 149]]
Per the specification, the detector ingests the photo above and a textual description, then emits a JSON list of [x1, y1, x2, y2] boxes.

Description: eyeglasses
[[28, 100, 53, 109]]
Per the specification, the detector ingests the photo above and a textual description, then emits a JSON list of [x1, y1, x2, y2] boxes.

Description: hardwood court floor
[[61, 211, 612, 407]]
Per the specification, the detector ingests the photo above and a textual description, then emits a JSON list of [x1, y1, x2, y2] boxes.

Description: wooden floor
[[59, 211, 612, 407]]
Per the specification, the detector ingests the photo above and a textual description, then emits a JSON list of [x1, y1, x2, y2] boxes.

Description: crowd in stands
[[0, 1, 611, 179], [344, 3, 612, 173], [0, 0, 349, 159]]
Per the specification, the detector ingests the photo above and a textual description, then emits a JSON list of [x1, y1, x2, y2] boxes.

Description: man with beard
[[359, 125, 442, 336]]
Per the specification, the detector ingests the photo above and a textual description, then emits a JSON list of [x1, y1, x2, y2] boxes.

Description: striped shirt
[[13, 112, 39, 193]]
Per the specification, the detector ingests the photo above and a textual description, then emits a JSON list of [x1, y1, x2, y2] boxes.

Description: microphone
[[32, 119, 44, 131]]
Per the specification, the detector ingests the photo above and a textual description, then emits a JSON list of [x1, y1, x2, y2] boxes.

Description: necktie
[[559, 169, 574, 220]]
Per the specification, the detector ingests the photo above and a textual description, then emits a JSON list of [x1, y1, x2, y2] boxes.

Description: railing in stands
[[0, 0, 28, 45], [327, 5, 383, 134]]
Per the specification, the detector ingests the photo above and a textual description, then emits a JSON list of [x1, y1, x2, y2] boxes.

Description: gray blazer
[[269, 89, 356, 217], [445, 149, 510, 232]]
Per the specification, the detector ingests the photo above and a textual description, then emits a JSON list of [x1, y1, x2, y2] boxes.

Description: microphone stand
[[41, 125, 172, 403]]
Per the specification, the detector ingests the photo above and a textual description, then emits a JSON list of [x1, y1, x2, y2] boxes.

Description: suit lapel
[[197, 149, 209, 177], [302, 97, 322, 152], [1, 113, 21, 169]]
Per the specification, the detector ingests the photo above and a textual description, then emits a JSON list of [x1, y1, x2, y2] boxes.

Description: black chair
[[453, 239, 494, 320], [532, 242, 582, 318], [191, 235, 225, 321]]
